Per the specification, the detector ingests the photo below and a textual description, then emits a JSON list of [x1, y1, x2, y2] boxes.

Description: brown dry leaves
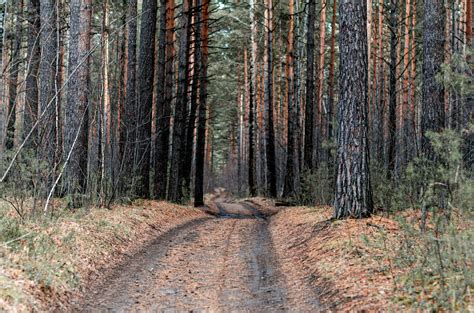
[[270, 206, 401, 311], [0, 201, 208, 312]]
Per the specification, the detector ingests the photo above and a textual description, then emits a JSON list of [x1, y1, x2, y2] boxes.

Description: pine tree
[[334, 0, 373, 219]]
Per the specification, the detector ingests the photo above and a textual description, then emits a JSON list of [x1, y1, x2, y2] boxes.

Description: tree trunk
[[6, 1, 23, 150], [0, 1, 10, 157], [248, 0, 258, 196], [304, 0, 316, 170], [327, 0, 337, 164], [38, 0, 58, 196], [24, 0, 40, 147], [316, 0, 327, 165], [467, 0, 472, 46], [421, 0, 445, 160], [194, 0, 209, 207], [184, 0, 202, 194], [135, 0, 158, 199], [334, 0, 373, 219], [283, 0, 300, 197], [168, 0, 191, 202], [264, 0, 277, 197], [387, 0, 398, 178], [122, 0, 138, 195], [155, 0, 174, 199], [100, 0, 111, 202], [64, 0, 92, 196]]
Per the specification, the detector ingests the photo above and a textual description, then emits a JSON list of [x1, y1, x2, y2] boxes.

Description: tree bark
[[135, 0, 158, 198], [183, 0, 202, 194], [24, 0, 40, 147], [122, 0, 138, 195], [6, 1, 23, 150], [387, 0, 398, 178], [264, 0, 277, 197], [327, 0, 337, 163], [168, 0, 191, 202], [316, 0, 327, 165], [283, 0, 300, 197], [304, 0, 316, 170], [421, 0, 445, 160], [64, 0, 92, 196], [334, 0, 373, 219], [38, 0, 58, 195], [248, 0, 258, 196], [155, 0, 174, 199], [194, 0, 209, 207]]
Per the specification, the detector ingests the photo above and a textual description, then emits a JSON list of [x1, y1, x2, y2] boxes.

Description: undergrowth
[[368, 129, 474, 310]]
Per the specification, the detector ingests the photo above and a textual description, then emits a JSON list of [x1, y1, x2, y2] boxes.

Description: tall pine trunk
[[387, 0, 398, 178], [155, 0, 175, 199], [38, 0, 58, 197], [135, 0, 158, 198], [122, 0, 138, 195], [264, 0, 277, 197], [64, 0, 92, 196], [421, 0, 445, 160], [334, 0, 373, 219], [24, 0, 40, 147], [194, 0, 209, 207], [283, 0, 300, 197], [6, 1, 23, 150], [168, 0, 191, 202], [248, 0, 258, 196], [304, 0, 316, 170]]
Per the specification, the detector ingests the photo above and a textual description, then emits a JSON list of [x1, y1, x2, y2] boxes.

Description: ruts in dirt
[[79, 200, 322, 312]]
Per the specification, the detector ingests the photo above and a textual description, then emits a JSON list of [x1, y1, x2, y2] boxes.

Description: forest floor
[[1, 193, 408, 311]]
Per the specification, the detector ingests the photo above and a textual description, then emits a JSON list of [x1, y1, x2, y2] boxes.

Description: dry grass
[[270, 205, 474, 311], [270, 206, 403, 311], [0, 200, 207, 311]]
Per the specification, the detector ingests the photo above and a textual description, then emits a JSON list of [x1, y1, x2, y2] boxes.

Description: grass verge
[[0, 200, 207, 311]]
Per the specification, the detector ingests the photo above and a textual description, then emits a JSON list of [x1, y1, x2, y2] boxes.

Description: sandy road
[[79, 200, 322, 312]]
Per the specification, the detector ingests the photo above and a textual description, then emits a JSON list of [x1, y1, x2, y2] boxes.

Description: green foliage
[[0, 206, 23, 245], [0, 149, 50, 218], [369, 129, 474, 310], [22, 231, 80, 290], [298, 163, 334, 206], [392, 216, 473, 310]]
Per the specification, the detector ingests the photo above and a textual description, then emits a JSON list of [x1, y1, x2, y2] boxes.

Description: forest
[[0, 0, 472, 311]]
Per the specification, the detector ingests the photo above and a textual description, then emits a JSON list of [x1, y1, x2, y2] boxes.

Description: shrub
[[370, 129, 474, 310]]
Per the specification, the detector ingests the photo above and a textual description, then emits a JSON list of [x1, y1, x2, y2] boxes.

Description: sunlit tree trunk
[[316, 0, 327, 165], [327, 0, 337, 166], [248, 0, 258, 196], [99, 0, 112, 202]]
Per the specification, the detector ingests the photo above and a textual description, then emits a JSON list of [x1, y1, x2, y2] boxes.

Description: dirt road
[[79, 199, 322, 312]]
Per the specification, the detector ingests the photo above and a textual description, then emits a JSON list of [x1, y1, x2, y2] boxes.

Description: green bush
[[298, 163, 334, 206], [371, 129, 474, 310]]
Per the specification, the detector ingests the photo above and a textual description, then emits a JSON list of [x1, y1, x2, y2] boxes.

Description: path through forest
[[78, 198, 322, 312]]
